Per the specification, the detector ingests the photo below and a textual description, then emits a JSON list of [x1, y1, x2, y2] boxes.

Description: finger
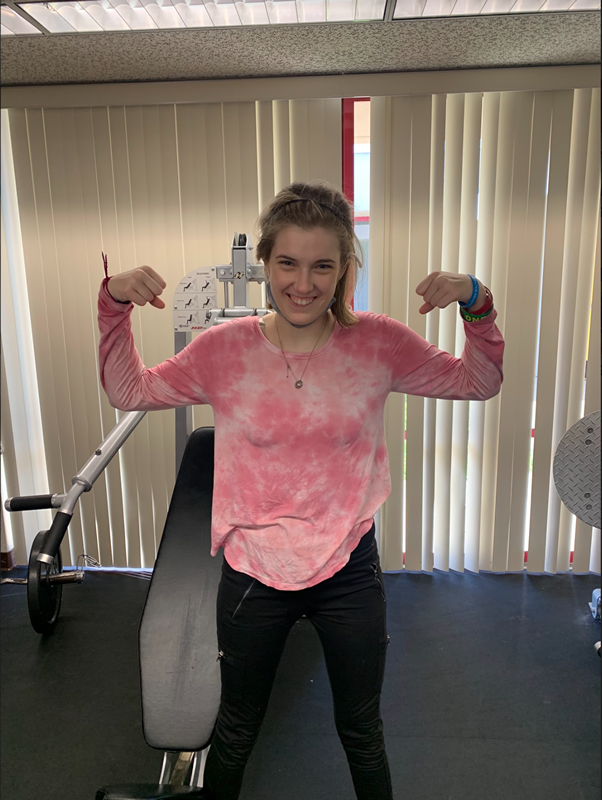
[[140, 272, 165, 298], [132, 281, 155, 303], [438, 290, 457, 309], [129, 288, 150, 307], [419, 301, 434, 314], [428, 287, 453, 309], [150, 296, 166, 309], [141, 266, 167, 291], [416, 273, 438, 295]]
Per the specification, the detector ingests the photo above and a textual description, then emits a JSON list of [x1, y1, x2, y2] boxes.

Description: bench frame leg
[[159, 746, 211, 788]]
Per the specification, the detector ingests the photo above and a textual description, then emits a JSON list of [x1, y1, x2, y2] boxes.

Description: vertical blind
[[1, 99, 341, 568], [369, 88, 600, 575], [1, 89, 600, 575]]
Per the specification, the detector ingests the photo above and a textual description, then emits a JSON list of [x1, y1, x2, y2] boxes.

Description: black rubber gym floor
[[1, 566, 600, 800]]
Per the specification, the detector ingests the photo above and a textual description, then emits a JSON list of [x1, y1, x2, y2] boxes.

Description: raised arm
[[98, 267, 214, 411], [387, 272, 504, 401]]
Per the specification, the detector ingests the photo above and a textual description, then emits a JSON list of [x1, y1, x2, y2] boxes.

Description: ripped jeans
[[202, 522, 393, 799]]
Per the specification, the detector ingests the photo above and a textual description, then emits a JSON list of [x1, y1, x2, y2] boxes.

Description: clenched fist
[[108, 266, 167, 309], [415, 272, 478, 314]]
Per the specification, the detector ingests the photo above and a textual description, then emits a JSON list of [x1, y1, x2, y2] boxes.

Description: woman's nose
[[293, 273, 314, 294]]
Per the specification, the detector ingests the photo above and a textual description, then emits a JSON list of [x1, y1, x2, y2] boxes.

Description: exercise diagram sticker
[[174, 268, 217, 331]]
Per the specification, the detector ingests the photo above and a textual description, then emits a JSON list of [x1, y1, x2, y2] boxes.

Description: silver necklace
[[274, 314, 329, 389]]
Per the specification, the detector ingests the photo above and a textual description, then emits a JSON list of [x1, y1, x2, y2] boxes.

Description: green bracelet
[[460, 305, 494, 323]]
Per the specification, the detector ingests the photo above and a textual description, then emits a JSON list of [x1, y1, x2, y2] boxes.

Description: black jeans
[[202, 522, 393, 799]]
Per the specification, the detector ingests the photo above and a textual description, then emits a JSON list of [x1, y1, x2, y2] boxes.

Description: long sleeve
[[98, 283, 214, 411], [385, 308, 504, 401]]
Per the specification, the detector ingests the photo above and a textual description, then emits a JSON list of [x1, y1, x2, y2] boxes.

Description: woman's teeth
[[288, 295, 316, 307]]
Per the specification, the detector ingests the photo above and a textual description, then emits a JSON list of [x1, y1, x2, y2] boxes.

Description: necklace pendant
[[295, 380, 303, 389]]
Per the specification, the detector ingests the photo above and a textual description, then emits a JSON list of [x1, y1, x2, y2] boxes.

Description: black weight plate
[[27, 530, 63, 635]]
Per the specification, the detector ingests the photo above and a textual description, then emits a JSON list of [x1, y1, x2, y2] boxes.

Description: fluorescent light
[[354, 0, 386, 16], [327, 0, 357, 20], [1, 4, 42, 32], [19, 2, 77, 30], [79, 0, 131, 29], [201, 0, 242, 26], [393, 0, 427, 16], [539, 0, 575, 7], [296, 0, 327, 22], [173, 0, 213, 25], [6, 0, 598, 37], [107, 0, 158, 28], [508, 0, 546, 9], [422, 0, 455, 14], [393, 0, 593, 12], [451, 0, 486, 12], [480, 0, 515, 13], [139, 0, 187, 27], [264, 0, 298, 23], [53, 1, 104, 30], [235, 0, 271, 23]]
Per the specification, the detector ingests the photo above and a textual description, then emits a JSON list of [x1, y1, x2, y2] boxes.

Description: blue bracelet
[[458, 274, 480, 308]]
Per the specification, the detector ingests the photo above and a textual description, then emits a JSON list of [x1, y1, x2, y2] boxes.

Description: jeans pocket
[[216, 643, 248, 702], [371, 561, 386, 604], [232, 578, 256, 619]]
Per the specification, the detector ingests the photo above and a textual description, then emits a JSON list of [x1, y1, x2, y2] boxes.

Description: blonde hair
[[255, 181, 364, 328]]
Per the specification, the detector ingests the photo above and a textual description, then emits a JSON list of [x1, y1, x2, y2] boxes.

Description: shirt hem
[[219, 518, 375, 591]]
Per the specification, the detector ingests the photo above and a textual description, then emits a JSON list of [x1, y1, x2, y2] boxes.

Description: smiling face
[[263, 225, 345, 338]]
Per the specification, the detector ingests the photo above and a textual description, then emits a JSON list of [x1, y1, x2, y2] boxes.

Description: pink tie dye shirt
[[98, 284, 504, 591]]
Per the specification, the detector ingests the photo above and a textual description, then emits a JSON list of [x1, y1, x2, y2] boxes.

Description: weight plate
[[27, 530, 63, 635], [553, 410, 601, 529]]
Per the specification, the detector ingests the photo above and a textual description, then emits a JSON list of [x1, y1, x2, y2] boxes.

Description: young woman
[[98, 181, 504, 800]]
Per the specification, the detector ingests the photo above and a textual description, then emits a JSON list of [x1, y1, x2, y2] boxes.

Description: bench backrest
[[139, 427, 222, 751]]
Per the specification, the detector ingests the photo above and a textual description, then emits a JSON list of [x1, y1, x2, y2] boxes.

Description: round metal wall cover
[[553, 410, 601, 529]]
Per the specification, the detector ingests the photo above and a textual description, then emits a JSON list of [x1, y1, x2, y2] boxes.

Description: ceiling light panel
[[450, 0, 486, 13], [479, 0, 515, 13], [12, 0, 385, 33], [327, 0, 361, 20], [539, 0, 577, 8], [79, 0, 130, 29], [394, 0, 599, 13], [1, 3, 42, 32], [6, 0, 598, 35], [421, 0, 455, 14], [19, 2, 79, 30], [356, 0, 386, 17]]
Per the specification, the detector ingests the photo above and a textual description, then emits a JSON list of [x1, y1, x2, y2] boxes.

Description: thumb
[[419, 301, 434, 314], [150, 296, 166, 309]]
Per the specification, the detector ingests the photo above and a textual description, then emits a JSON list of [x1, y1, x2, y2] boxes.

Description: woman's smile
[[287, 293, 318, 308]]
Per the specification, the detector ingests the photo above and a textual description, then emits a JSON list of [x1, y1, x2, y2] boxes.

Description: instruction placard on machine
[[173, 268, 217, 331]]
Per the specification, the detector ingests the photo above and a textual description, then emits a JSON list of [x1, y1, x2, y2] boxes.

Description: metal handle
[[5, 494, 63, 512]]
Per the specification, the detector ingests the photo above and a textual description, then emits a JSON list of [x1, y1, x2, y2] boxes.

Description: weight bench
[[97, 427, 221, 799]]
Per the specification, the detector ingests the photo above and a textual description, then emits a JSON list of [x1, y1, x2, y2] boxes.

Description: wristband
[[458, 275, 480, 308], [460, 305, 494, 323], [102, 252, 130, 305], [467, 285, 493, 316]]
